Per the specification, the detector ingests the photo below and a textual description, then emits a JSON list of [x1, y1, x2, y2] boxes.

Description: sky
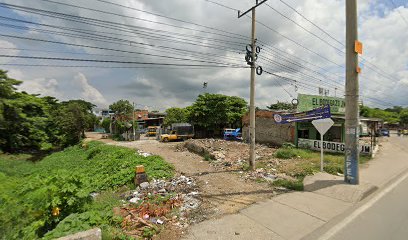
[[0, 0, 407, 111]]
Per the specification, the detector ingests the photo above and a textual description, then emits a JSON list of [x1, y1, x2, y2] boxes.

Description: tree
[[109, 100, 133, 119], [266, 101, 293, 111], [188, 93, 247, 131], [0, 70, 22, 99], [163, 107, 188, 127], [400, 110, 408, 126], [0, 92, 51, 152], [51, 100, 97, 146], [0, 69, 98, 152]]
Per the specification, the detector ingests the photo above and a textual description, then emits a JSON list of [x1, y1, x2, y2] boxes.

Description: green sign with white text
[[297, 94, 346, 114]]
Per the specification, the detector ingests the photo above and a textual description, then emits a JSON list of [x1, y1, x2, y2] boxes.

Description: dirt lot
[[87, 133, 275, 216], [86, 133, 279, 239]]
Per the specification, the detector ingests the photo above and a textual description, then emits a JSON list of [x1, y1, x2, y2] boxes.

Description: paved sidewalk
[[183, 136, 408, 240]]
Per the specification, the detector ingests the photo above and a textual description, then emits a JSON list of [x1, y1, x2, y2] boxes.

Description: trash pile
[[116, 175, 200, 238], [184, 139, 277, 169], [137, 150, 152, 157]]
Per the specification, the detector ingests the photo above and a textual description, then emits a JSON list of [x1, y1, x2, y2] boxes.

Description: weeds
[[0, 141, 174, 239]]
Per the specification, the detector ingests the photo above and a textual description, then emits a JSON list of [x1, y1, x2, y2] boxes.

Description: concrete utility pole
[[345, 0, 360, 184], [238, 0, 268, 170], [132, 102, 136, 141]]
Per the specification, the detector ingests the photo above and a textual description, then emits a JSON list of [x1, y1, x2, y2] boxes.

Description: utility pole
[[345, 0, 360, 184], [132, 102, 136, 141], [238, 0, 267, 170]]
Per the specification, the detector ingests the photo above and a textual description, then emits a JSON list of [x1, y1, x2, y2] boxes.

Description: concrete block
[[56, 228, 102, 240]]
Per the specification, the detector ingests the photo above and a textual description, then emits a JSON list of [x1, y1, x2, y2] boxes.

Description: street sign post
[[312, 118, 335, 172], [274, 105, 331, 124]]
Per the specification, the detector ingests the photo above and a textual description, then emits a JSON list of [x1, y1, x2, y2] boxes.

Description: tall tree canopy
[[266, 101, 294, 111], [163, 107, 189, 127], [109, 100, 133, 118], [188, 93, 247, 130], [0, 70, 97, 152]]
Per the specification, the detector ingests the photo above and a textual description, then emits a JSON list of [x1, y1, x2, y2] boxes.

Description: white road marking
[[317, 171, 408, 240]]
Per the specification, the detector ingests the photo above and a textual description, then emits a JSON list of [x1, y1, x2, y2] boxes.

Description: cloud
[[73, 73, 108, 107], [17, 76, 61, 98], [0, 0, 407, 109]]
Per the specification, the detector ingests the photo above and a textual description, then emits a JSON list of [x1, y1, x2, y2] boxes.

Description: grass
[[272, 179, 304, 191], [0, 141, 174, 240], [270, 146, 372, 191]]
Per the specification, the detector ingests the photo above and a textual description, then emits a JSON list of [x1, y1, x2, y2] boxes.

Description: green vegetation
[[266, 101, 295, 111], [0, 141, 174, 239], [188, 93, 247, 130], [0, 70, 97, 152], [270, 145, 371, 190], [163, 107, 189, 127], [275, 146, 370, 176], [109, 99, 137, 137], [360, 105, 408, 125], [272, 179, 304, 191]]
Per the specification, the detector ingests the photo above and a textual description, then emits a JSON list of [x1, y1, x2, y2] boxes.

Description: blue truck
[[223, 128, 242, 141]]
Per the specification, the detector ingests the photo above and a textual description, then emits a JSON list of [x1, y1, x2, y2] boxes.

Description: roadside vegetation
[[0, 70, 97, 153], [270, 144, 371, 190], [0, 141, 174, 239]]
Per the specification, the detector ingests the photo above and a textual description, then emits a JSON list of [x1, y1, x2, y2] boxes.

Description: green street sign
[[297, 94, 346, 114]]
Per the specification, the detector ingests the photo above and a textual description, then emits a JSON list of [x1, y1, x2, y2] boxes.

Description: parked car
[[379, 128, 390, 137]]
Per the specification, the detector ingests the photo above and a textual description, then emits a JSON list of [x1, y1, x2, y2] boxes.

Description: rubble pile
[[117, 175, 201, 237], [184, 139, 276, 167], [183, 139, 299, 185]]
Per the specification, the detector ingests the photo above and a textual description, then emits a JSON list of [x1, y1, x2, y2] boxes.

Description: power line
[[265, 3, 345, 53], [0, 34, 244, 67], [0, 18, 246, 64], [0, 63, 243, 70], [0, 54, 248, 68], [276, 0, 402, 86], [0, 14, 244, 53], [389, 0, 408, 26], [92, 0, 247, 39], [28, 0, 250, 41], [279, 0, 344, 46]]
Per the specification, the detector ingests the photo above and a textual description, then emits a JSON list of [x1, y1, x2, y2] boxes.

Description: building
[[294, 94, 383, 155], [135, 111, 166, 130], [242, 110, 295, 145]]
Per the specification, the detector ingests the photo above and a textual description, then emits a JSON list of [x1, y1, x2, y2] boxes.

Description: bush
[[275, 148, 298, 159], [0, 141, 174, 239]]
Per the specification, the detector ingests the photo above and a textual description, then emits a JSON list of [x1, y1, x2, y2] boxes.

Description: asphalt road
[[322, 135, 408, 240]]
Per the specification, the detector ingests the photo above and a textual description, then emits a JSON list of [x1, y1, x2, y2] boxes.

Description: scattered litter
[[129, 197, 140, 203], [116, 175, 201, 239], [90, 192, 99, 198], [139, 182, 150, 189], [137, 150, 152, 157]]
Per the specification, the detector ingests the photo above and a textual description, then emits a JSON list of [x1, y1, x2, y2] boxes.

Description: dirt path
[[86, 133, 274, 219]]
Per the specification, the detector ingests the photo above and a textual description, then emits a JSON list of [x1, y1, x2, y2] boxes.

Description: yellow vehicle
[[160, 124, 194, 142], [403, 129, 408, 135], [160, 130, 194, 142], [146, 126, 158, 137]]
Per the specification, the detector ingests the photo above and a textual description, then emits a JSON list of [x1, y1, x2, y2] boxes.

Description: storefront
[[294, 94, 382, 155]]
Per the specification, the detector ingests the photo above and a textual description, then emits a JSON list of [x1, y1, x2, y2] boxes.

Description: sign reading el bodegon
[[298, 138, 372, 155], [297, 94, 346, 114]]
